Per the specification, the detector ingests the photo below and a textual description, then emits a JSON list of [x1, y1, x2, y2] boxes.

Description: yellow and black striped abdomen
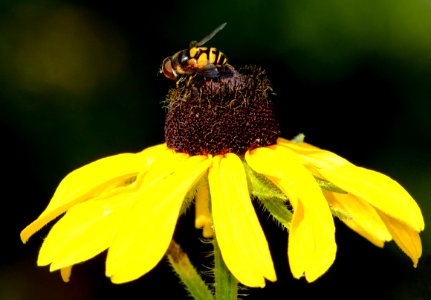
[[187, 47, 227, 67]]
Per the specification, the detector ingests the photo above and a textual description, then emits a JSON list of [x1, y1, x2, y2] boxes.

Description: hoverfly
[[161, 22, 228, 82]]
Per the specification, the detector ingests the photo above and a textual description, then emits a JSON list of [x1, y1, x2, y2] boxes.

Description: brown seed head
[[164, 65, 280, 156]]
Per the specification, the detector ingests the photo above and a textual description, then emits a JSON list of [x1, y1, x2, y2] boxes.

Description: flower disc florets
[[164, 65, 281, 156]]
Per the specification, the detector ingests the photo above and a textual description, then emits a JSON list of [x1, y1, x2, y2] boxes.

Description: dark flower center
[[164, 65, 280, 156]]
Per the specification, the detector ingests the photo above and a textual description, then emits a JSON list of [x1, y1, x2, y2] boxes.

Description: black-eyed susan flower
[[21, 64, 424, 294]]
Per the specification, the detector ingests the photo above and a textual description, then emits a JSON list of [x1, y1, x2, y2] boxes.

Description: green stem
[[166, 240, 214, 300], [213, 237, 238, 300]]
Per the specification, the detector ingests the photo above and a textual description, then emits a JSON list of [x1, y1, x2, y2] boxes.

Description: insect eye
[[161, 58, 176, 80]]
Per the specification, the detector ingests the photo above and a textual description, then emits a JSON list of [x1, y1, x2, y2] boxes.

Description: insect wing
[[195, 63, 219, 78], [195, 22, 227, 47]]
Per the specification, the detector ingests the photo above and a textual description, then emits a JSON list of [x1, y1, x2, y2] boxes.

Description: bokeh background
[[2, 0, 431, 299]]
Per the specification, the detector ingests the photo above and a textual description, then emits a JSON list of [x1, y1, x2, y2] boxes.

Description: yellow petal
[[281, 138, 424, 233], [378, 211, 422, 267], [195, 179, 213, 238], [280, 137, 424, 266], [106, 154, 211, 284], [324, 191, 391, 247], [37, 187, 137, 270], [60, 266, 72, 283], [319, 165, 424, 232], [21, 144, 168, 243], [140, 149, 189, 185], [278, 138, 352, 169], [209, 154, 276, 288], [246, 145, 336, 282]]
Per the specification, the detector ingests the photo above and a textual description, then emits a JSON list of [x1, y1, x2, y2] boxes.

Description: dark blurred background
[[2, 0, 431, 299]]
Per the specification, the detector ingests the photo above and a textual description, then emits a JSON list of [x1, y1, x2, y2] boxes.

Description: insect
[[161, 22, 228, 82]]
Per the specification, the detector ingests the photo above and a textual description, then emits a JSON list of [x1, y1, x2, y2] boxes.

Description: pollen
[[164, 65, 280, 156]]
